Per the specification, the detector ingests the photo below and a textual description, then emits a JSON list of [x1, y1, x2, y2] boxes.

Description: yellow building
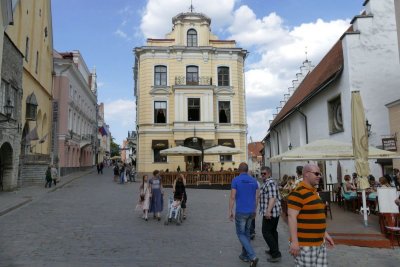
[[5, 0, 53, 183], [134, 11, 248, 175]]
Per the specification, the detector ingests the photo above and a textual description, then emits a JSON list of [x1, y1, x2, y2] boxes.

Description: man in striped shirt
[[259, 166, 282, 262], [287, 163, 334, 267]]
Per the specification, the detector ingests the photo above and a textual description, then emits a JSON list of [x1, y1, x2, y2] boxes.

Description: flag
[[99, 126, 108, 136]]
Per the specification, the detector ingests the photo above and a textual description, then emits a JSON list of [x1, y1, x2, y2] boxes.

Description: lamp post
[[0, 99, 14, 123]]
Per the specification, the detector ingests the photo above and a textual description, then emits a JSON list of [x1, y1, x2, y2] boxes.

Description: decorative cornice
[[214, 86, 235, 96], [150, 86, 171, 95]]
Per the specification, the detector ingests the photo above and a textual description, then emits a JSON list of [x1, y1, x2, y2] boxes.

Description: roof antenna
[[189, 0, 194, 12]]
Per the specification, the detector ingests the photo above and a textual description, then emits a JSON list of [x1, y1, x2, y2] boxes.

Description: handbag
[[140, 194, 145, 201]]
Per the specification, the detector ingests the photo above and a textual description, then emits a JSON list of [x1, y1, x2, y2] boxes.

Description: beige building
[[5, 0, 54, 184], [134, 11, 248, 174]]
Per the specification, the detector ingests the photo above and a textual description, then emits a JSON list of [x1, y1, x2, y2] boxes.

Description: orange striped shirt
[[287, 181, 326, 246]]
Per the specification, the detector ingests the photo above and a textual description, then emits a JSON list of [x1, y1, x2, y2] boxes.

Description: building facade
[[264, 0, 400, 183], [0, 0, 22, 191], [134, 12, 248, 175], [53, 50, 98, 176], [5, 0, 54, 185]]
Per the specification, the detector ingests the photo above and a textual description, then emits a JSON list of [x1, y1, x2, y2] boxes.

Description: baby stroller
[[164, 194, 184, 226]]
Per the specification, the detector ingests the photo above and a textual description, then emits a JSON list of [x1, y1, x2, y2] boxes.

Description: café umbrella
[[351, 91, 370, 227], [203, 145, 242, 155], [159, 145, 201, 156]]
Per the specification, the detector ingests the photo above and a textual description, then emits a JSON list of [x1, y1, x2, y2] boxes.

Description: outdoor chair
[[381, 213, 400, 248], [319, 191, 332, 219]]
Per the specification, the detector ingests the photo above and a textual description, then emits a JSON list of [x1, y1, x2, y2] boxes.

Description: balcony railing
[[160, 171, 239, 187], [175, 76, 213, 86]]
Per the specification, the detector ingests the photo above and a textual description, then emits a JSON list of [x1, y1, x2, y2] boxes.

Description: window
[[187, 29, 197, 47], [220, 155, 233, 162], [186, 66, 198, 85], [188, 98, 200, 121], [154, 65, 167, 86], [218, 67, 230, 86], [0, 80, 16, 119], [35, 51, 39, 73], [25, 37, 29, 62], [154, 101, 167, 123], [218, 101, 231, 123], [328, 96, 343, 134], [154, 149, 167, 163], [26, 93, 38, 121]]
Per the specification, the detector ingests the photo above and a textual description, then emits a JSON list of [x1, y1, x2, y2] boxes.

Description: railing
[[160, 171, 239, 187], [20, 154, 51, 163], [175, 76, 213, 86]]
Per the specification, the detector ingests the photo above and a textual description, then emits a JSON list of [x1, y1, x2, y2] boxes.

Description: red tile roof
[[248, 142, 264, 157], [269, 40, 344, 128]]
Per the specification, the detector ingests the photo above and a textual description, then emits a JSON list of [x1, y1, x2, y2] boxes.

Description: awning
[[152, 140, 169, 149], [160, 145, 201, 156], [218, 139, 235, 148], [203, 145, 242, 155]]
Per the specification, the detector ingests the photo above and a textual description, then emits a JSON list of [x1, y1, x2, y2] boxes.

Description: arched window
[[26, 93, 38, 121], [187, 29, 197, 47], [154, 65, 167, 86]]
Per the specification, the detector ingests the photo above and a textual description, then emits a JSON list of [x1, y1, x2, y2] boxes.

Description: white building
[[264, 0, 400, 184]]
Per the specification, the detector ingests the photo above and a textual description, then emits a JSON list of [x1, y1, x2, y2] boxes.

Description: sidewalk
[[0, 168, 94, 217]]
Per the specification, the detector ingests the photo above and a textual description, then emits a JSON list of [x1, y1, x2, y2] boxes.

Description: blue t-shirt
[[231, 173, 259, 213]]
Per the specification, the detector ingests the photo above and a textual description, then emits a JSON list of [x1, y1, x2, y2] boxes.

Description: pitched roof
[[269, 40, 344, 128], [248, 142, 264, 157]]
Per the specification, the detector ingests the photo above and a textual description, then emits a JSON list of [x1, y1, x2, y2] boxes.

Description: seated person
[[281, 176, 295, 199], [378, 176, 392, 188], [342, 174, 357, 199]]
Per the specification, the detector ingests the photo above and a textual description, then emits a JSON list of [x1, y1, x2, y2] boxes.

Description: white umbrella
[[269, 139, 400, 162], [160, 145, 201, 156], [203, 145, 242, 155]]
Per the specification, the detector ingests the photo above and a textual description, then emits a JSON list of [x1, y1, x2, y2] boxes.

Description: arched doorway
[[0, 142, 13, 191]]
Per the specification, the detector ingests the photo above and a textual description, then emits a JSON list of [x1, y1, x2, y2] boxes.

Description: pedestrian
[[113, 164, 119, 182], [99, 162, 104, 174], [173, 173, 187, 219], [229, 162, 259, 266], [119, 163, 126, 184], [97, 163, 101, 174], [149, 170, 164, 221], [51, 165, 59, 186], [138, 175, 151, 221], [250, 174, 261, 240], [287, 163, 334, 267], [259, 166, 282, 262], [44, 166, 52, 188], [294, 165, 303, 186]]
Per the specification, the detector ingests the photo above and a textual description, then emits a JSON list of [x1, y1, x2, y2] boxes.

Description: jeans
[[120, 173, 124, 184], [262, 216, 281, 258], [235, 212, 256, 260]]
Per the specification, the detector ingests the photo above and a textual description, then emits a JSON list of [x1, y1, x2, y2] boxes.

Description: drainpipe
[[270, 128, 281, 179], [295, 108, 309, 144]]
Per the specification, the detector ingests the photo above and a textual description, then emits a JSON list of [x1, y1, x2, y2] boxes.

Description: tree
[[110, 137, 121, 157]]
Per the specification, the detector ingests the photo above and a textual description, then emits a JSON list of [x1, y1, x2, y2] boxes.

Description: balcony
[[174, 76, 213, 86]]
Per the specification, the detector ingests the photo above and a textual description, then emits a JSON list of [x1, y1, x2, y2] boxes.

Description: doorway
[[186, 156, 200, 171]]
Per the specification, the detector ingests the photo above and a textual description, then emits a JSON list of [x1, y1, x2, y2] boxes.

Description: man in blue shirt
[[229, 162, 259, 266]]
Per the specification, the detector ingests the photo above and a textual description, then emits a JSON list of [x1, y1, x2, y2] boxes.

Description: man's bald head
[[238, 162, 249, 173]]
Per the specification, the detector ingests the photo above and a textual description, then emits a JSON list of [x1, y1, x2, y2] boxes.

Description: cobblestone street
[[0, 168, 399, 267]]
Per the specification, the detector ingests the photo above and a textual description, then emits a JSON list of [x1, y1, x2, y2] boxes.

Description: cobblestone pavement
[[0, 168, 399, 267]]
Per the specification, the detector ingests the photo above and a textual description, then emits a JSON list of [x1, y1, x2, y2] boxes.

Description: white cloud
[[114, 29, 129, 40], [247, 109, 275, 141], [104, 100, 136, 145], [140, 0, 236, 38]]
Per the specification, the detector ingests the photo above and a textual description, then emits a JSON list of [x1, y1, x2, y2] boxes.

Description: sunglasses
[[261, 172, 267, 175], [308, 171, 322, 176]]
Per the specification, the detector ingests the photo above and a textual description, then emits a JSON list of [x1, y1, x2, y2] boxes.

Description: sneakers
[[249, 257, 259, 267], [239, 254, 250, 262]]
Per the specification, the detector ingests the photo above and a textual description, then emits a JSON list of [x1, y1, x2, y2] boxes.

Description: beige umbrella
[[110, 155, 121, 160], [160, 145, 201, 156], [203, 145, 242, 155], [269, 139, 399, 162], [351, 91, 369, 226]]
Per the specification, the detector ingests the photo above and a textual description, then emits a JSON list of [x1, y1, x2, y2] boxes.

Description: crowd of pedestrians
[[229, 162, 334, 267]]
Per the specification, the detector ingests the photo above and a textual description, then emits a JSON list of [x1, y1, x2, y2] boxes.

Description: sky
[[51, 0, 365, 146]]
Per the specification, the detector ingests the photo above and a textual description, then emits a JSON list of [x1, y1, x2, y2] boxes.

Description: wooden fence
[[160, 171, 239, 187]]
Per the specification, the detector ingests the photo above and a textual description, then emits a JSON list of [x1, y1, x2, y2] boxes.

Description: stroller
[[164, 194, 184, 226]]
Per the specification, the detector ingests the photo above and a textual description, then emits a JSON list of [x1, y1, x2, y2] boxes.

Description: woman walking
[[173, 173, 187, 219], [139, 175, 151, 221], [149, 170, 163, 221]]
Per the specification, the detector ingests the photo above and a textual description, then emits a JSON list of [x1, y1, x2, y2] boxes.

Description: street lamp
[[288, 143, 293, 150], [366, 120, 372, 137], [0, 99, 14, 123]]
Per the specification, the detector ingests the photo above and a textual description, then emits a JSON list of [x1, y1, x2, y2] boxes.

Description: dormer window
[[187, 29, 197, 47]]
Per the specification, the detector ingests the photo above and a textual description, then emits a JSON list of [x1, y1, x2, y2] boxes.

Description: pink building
[[52, 51, 98, 176]]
